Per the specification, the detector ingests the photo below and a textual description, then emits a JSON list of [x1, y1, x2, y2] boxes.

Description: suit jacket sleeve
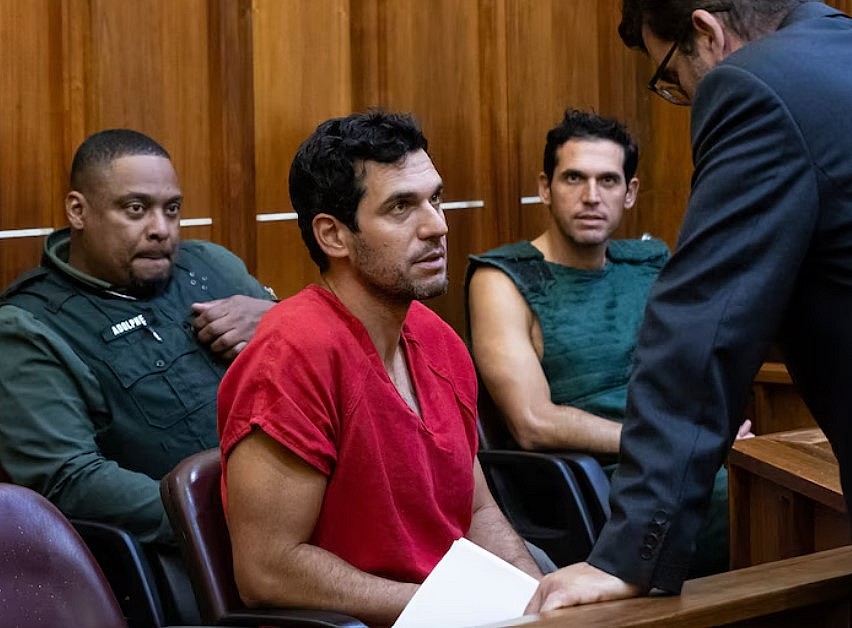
[[588, 64, 820, 591]]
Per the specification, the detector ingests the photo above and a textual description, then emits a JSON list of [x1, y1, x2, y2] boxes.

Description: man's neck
[[531, 229, 608, 270], [320, 272, 410, 367]]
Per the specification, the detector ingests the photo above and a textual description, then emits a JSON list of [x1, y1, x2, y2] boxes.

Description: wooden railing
[[522, 545, 852, 627]]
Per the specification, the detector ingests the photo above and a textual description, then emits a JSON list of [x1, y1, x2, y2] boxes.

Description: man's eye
[[430, 193, 443, 207], [566, 174, 582, 183], [127, 203, 145, 214], [165, 203, 181, 215]]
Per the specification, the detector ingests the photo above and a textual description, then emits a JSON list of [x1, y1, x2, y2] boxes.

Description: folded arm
[[226, 430, 418, 626], [468, 267, 621, 454]]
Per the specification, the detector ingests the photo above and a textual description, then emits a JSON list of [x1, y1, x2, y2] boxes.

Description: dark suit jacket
[[589, 2, 852, 592]]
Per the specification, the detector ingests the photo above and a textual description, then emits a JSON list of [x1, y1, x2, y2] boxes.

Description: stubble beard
[[353, 238, 448, 304]]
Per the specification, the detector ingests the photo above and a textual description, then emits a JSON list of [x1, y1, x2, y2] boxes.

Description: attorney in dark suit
[[527, 0, 852, 612]]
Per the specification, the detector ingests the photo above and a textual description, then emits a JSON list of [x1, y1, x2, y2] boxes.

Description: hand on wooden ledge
[[524, 562, 642, 614]]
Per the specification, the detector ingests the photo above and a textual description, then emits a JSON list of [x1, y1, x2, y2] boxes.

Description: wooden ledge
[[521, 545, 852, 627], [754, 362, 793, 384]]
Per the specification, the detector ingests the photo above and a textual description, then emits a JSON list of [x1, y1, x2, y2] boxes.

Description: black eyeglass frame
[[645, 6, 733, 106], [647, 39, 690, 106]]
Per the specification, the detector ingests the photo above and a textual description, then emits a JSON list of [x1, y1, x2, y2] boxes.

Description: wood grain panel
[[78, 0, 215, 223], [0, 237, 48, 289], [0, 1, 66, 231], [207, 0, 257, 264], [252, 0, 353, 296], [506, 0, 601, 243], [828, 0, 852, 13], [597, 0, 692, 249], [180, 225, 214, 243], [256, 220, 319, 301]]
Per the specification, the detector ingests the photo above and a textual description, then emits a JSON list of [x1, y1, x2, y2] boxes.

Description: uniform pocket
[[103, 325, 224, 429]]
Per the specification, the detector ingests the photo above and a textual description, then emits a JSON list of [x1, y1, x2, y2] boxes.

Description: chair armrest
[[477, 449, 597, 567], [552, 451, 612, 526], [71, 519, 167, 628]]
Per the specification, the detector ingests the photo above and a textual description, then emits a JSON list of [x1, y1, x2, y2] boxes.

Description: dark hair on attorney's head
[[619, 0, 806, 55]]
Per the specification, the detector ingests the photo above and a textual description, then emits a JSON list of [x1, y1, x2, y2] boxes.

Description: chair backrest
[[0, 483, 126, 628], [70, 519, 169, 628], [161, 448, 366, 627], [477, 448, 598, 567], [476, 395, 612, 530], [476, 394, 614, 566], [159, 448, 238, 623]]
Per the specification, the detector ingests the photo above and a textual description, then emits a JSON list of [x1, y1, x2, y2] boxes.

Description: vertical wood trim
[[208, 0, 256, 269], [60, 0, 91, 217], [478, 0, 513, 246], [350, 0, 381, 108]]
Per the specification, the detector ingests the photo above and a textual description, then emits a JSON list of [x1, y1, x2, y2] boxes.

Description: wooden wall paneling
[[252, 0, 354, 300], [79, 0, 216, 228], [633, 90, 691, 249], [600, 0, 692, 253], [350, 0, 508, 334], [596, 0, 662, 243], [0, 1, 68, 285], [0, 238, 49, 292], [207, 0, 256, 266], [505, 0, 602, 244], [828, 0, 852, 14]]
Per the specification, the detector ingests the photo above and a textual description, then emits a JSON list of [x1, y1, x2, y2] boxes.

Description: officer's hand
[[192, 296, 275, 361], [524, 562, 642, 614]]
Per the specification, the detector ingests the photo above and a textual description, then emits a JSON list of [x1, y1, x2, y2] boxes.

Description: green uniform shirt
[[0, 228, 273, 543]]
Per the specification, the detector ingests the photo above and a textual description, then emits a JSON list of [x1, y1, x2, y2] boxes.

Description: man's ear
[[65, 191, 86, 229], [537, 172, 552, 206], [312, 213, 351, 261], [624, 177, 640, 210], [692, 9, 738, 60]]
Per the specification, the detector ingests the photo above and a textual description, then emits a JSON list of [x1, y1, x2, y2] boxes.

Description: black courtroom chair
[[476, 389, 612, 566]]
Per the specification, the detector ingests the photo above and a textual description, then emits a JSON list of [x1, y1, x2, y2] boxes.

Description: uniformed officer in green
[[0, 129, 276, 544]]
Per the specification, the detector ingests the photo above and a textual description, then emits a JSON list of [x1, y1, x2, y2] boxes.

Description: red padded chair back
[[0, 483, 126, 627]]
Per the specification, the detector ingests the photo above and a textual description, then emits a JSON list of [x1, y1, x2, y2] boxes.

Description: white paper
[[393, 538, 539, 628]]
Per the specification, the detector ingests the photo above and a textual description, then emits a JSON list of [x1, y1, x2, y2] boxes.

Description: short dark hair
[[619, 0, 806, 53], [543, 109, 639, 183], [288, 110, 429, 272], [70, 129, 170, 192]]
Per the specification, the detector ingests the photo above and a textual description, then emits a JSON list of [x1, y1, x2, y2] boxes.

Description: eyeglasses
[[647, 40, 691, 106], [647, 6, 732, 106]]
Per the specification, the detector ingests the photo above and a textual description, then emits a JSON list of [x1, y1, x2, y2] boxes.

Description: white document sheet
[[392, 537, 539, 628]]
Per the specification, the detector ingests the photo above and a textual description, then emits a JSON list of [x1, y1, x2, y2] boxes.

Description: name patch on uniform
[[110, 314, 148, 337]]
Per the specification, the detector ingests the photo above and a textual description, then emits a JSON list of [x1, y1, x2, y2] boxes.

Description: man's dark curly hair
[[288, 110, 429, 272], [543, 109, 639, 184]]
